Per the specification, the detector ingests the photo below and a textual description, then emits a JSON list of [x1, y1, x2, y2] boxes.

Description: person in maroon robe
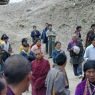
[[31, 50, 50, 95]]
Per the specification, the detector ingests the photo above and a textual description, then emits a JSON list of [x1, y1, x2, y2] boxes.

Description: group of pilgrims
[[0, 23, 95, 95]]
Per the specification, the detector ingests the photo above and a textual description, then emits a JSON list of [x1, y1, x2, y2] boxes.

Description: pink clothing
[[31, 44, 43, 53], [31, 58, 50, 95]]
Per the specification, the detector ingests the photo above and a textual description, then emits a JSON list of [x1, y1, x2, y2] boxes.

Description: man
[[31, 50, 50, 95], [4, 54, 31, 95], [46, 53, 70, 95], [46, 24, 56, 58], [85, 24, 95, 48], [67, 34, 84, 78], [31, 25, 41, 44], [75, 26, 82, 39], [41, 23, 49, 54], [84, 35, 95, 61]]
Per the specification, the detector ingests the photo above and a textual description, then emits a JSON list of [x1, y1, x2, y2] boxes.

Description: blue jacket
[[52, 49, 65, 63], [41, 27, 48, 43], [31, 30, 41, 42]]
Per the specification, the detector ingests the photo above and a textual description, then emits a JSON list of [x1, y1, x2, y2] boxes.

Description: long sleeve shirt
[[84, 44, 95, 61]]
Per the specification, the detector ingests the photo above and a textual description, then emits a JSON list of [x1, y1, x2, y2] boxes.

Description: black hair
[[4, 54, 31, 85], [48, 24, 52, 27], [83, 60, 95, 72], [55, 41, 61, 47], [33, 25, 36, 28], [91, 24, 95, 28], [76, 26, 82, 30], [21, 38, 27, 44], [55, 53, 67, 66], [23, 42, 29, 47], [1, 34, 9, 40]]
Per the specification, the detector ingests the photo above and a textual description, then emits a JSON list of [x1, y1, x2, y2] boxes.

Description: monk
[[31, 50, 50, 95]]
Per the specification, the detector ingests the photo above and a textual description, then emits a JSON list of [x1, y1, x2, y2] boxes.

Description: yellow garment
[[19, 45, 24, 52], [0, 40, 4, 45]]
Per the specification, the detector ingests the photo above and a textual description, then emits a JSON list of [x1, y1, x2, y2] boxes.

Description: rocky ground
[[0, 0, 95, 94]]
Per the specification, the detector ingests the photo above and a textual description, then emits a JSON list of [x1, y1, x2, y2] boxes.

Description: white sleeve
[[84, 48, 89, 61]]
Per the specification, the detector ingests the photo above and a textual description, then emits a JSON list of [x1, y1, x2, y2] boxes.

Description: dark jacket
[[31, 30, 41, 42], [52, 49, 65, 63], [67, 39, 84, 64], [41, 27, 48, 43]]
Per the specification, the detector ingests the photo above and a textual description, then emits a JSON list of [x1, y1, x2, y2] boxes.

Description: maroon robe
[[31, 58, 50, 95]]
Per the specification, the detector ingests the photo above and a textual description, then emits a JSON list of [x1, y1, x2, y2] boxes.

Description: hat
[[83, 60, 95, 72]]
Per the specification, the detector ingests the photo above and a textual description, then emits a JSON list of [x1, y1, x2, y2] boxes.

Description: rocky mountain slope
[[0, 0, 95, 51]]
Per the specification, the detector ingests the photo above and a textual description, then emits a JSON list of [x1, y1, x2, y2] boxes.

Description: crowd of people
[[0, 23, 95, 95]]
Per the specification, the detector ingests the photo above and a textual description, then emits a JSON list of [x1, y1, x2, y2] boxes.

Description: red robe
[[31, 58, 50, 95]]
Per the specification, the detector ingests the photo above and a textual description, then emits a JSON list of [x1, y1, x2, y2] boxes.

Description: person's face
[[22, 72, 31, 93], [35, 50, 43, 60], [49, 26, 52, 30], [85, 69, 95, 83], [56, 43, 61, 50], [92, 40, 95, 46], [45, 23, 48, 27], [24, 46, 29, 52], [36, 40, 41, 46], [78, 28, 81, 32], [33, 27, 36, 31], [92, 26, 95, 31], [72, 35, 77, 41], [0, 78, 7, 95]]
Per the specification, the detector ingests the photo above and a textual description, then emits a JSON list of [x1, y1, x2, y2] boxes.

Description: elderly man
[[4, 54, 31, 95]]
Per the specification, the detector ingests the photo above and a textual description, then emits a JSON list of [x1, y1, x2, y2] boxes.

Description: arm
[[52, 50, 57, 63], [84, 48, 89, 61]]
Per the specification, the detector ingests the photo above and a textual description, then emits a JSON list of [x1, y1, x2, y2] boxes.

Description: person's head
[[76, 26, 82, 32], [91, 35, 95, 46], [35, 50, 43, 60], [91, 24, 95, 31], [55, 53, 67, 67], [23, 42, 29, 52], [21, 38, 28, 45], [0, 75, 7, 95], [48, 24, 52, 31], [83, 60, 95, 83], [72, 34, 77, 41], [33, 25, 37, 30], [55, 41, 61, 50], [35, 38, 41, 47], [45, 23, 49, 28], [4, 55, 31, 93], [1, 34, 9, 43]]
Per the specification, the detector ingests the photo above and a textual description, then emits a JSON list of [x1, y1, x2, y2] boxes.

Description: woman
[[52, 41, 65, 63], [75, 60, 95, 95]]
